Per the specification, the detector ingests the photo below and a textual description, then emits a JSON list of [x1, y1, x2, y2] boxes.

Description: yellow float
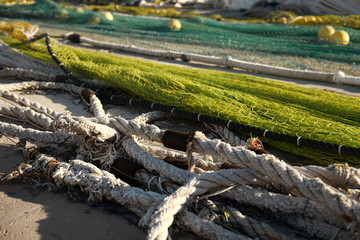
[[103, 12, 114, 21], [318, 25, 335, 40], [167, 19, 181, 31], [329, 30, 350, 45]]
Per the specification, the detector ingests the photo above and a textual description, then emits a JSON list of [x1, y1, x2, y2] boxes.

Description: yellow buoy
[[88, 16, 101, 25], [318, 25, 335, 40], [103, 12, 114, 21], [76, 7, 84, 14], [55, 9, 69, 20], [329, 30, 350, 45], [167, 19, 181, 31]]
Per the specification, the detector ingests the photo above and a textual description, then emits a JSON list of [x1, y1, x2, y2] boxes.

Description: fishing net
[[1, 0, 360, 69], [247, 11, 360, 30]]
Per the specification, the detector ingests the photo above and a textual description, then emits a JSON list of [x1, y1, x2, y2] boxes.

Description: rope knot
[[328, 163, 351, 188], [331, 71, 346, 84]]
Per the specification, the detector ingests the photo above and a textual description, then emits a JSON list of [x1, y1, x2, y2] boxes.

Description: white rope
[[145, 163, 359, 239], [0, 67, 59, 81], [75, 36, 360, 87], [132, 111, 168, 124], [53, 113, 118, 143], [1, 78, 359, 239], [110, 117, 164, 142], [0, 89, 60, 119], [284, 213, 356, 240], [210, 122, 358, 189], [191, 132, 360, 231], [226, 206, 288, 240], [35, 154, 247, 240], [0, 81, 84, 95], [0, 105, 53, 130], [0, 120, 77, 145], [223, 185, 345, 228], [89, 95, 107, 120]]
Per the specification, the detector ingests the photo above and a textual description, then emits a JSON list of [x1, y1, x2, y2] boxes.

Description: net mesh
[[1, 0, 360, 67]]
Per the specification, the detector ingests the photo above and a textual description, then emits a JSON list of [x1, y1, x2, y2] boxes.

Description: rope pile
[[0, 78, 359, 239]]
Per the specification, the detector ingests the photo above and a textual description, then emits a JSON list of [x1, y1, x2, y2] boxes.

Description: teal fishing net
[[1, 0, 360, 66]]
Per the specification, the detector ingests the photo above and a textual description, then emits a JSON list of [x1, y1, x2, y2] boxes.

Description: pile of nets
[[248, 11, 360, 30], [1, 0, 360, 66]]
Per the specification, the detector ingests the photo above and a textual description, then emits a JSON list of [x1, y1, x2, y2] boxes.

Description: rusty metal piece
[[162, 129, 194, 152], [246, 137, 271, 155], [81, 88, 96, 101], [220, 162, 244, 169]]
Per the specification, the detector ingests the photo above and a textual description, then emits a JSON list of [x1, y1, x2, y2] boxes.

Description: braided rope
[[0, 105, 53, 130], [191, 132, 360, 230], [226, 206, 289, 240], [0, 89, 59, 119], [0, 67, 59, 81], [0, 81, 83, 95], [35, 154, 247, 240], [89, 94, 107, 120], [212, 123, 359, 189], [0, 120, 77, 144], [110, 117, 163, 142]]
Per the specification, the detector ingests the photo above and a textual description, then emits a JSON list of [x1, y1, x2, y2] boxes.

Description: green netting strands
[[4, 37, 360, 151], [1, 0, 360, 65]]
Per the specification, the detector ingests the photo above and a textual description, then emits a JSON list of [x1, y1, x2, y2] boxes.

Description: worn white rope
[[0, 67, 59, 81], [110, 117, 163, 142], [295, 164, 360, 189], [76, 36, 360, 86], [191, 132, 360, 231], [1, 80, 359, 239], [209, 124, 246, 147], [112, 116, 360, 191], [0, 89, 60, 119], [35, 154, 248, 240], [211, 123, 359, 190], [135, 169, 179, 194], [283, 213, 356, 240], [0, 81, 84, 95], [89, 95, 107, 120], [226, 206, 289, 240], [223, 185, 345, 228], [112, 115, 357, 230], [53, 113, 118, 143], [132, 111, 169, 124], [145, 164, 358, 240], [0, 105, 53, 130], [0, 120, 77, 145]]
